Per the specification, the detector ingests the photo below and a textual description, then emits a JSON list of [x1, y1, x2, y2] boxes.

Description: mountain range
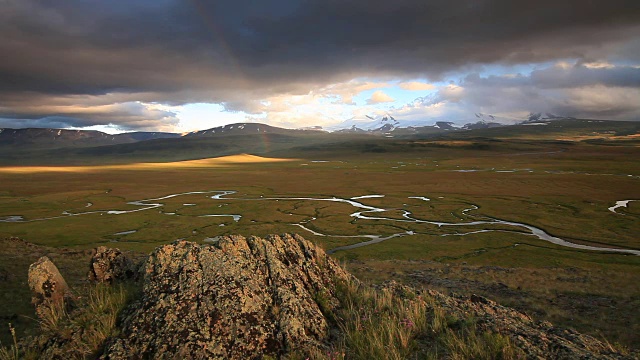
[[1, 117, 638, 166], [0, 112, 577, 149], [328, 112, 574, 134]]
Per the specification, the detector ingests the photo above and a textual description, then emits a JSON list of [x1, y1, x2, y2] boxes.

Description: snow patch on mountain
[[526, 112, 566, 122], [328, 111, 536, 133], [328, 114, 401, 132]]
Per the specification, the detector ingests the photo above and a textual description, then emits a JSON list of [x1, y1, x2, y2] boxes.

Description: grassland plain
[[0, 139, 639, 349]]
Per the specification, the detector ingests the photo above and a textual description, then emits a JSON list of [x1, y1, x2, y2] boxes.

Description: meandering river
[[1, 190, 638, 256]]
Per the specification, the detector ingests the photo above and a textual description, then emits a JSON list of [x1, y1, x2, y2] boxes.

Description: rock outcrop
[[88, 246, 137, 283], [19, 234, 636, 359], [102, 234, 351, 359], [28, 256, 73, 317]]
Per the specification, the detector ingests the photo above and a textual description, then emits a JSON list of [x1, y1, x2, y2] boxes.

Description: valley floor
[[1, 141, 639, 349]]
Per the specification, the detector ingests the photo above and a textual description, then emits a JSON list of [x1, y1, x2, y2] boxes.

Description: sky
[[1, 0, 640, 133]]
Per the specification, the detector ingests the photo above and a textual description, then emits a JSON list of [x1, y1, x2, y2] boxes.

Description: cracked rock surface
[[88, 246, 137, 283], [102, 234, 351, 360]]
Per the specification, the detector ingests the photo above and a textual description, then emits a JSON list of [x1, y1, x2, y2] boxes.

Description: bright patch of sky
[[175, 103, 251, 133], [353, 81, 437, 107], [168, 79, 441, 132]]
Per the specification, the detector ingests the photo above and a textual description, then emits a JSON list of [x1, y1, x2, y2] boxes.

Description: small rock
[[88, 246, 137, 283], [0, 268, 11, 281], [470, 294, 490, 304]]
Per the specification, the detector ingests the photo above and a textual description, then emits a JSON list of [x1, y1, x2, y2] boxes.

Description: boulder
[[102, 234, 351, 359], [88, 246, 136, 283], [28, 256, 73, 316]]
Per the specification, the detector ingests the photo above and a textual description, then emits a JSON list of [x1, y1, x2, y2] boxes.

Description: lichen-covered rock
[[28, 256, 73, 317], [88, 246, 136, 283], [102, 234, 351, 360], [426, 288, 628, 359]]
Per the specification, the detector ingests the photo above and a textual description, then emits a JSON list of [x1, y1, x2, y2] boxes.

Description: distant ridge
[[182, 122, 324, 138], [0, 127, 180, 149]]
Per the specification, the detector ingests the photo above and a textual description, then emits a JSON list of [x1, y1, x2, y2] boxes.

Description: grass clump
[[66, 283, 133, 355], [0, 323, 36, 360], [318, 279, 524, 360], [0, 282, 137, 360], [437, 326, 522, 360], [336, 283, 427, 359], [37, 299, 68, 334]]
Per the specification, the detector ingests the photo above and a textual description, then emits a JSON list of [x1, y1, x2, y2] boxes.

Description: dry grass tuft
[[0, 282, 135, 360], [310, 279, 524, 359]]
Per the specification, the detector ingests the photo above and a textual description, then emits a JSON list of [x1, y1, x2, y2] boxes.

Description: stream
[[1, 190, 638, 256]]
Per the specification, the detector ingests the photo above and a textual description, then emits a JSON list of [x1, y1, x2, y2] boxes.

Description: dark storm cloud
[[1, 0, 639, 128]]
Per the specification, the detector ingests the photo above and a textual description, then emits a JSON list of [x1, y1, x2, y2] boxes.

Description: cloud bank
[[1, 0, 639, 130], [393, 62, 640, 124]]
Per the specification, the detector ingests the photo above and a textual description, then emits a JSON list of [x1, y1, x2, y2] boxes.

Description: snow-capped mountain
[[328, 114, 402, 132], [460, 114, 506, 130], [433, 122, 457, 130], [461, 120, 504, 130], [526, 112, 563, 122], [327, 111, 574, 134], [466, 113, 522, 124], [329, 111, 527, 133]]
